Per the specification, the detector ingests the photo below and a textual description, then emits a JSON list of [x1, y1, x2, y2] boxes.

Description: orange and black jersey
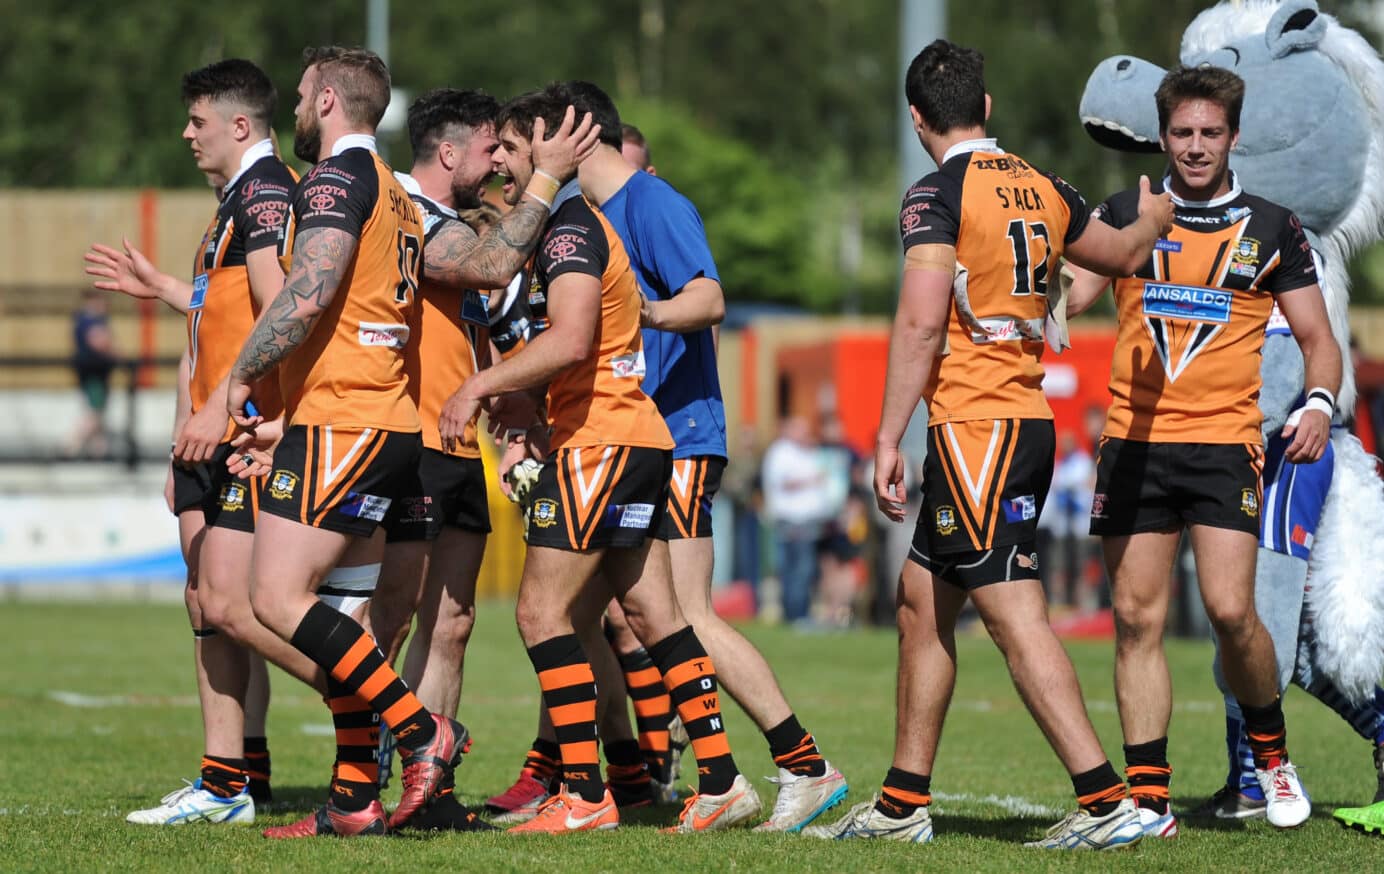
[[488, 273, 535, 358], [396, 173, 489, 457], [527, 186, 672, 453], [277, 141, 423, 432], [899, 140, 1090, 424], [189, 144, 294, 438], [1095, 174, 1317, 443]]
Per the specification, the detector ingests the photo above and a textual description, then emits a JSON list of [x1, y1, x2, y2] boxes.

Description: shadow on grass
[[931, 813, 1053, 843]]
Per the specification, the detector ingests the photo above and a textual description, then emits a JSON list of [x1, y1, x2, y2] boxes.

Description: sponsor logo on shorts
[[1141, 282, 1232, 324], [340, 491, 391, 522], [1091, 492, 1107, 518], [1240, 488, 1259, 518], [532, 498, 559, 528], [219, 482, 247, 512], [358, 321, 410, 348], [268, 470, 298, 500], [402, 495, 433, 523], [935, 505, 958, 536], [616, 503, 655, 530], [1003, 494, 1037, 523]]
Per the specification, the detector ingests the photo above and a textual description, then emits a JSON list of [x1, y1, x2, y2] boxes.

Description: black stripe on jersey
[[979, 420, 1017, 544], [934, 437, 985, 549], [1205, 240, 1229, 285]]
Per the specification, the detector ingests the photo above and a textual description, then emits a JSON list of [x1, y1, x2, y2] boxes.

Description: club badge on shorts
[[1240, 488, 1259, 518], [268, 470, 298, 500], [936, 505, 958, 536], [531, 498, 559, 528]]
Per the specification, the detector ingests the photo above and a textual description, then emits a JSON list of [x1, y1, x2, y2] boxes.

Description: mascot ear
[[1265, 0, 1328, 58]]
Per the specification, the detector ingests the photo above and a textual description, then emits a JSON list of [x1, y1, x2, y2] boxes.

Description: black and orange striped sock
[[527, 634, 604, 803], [199, 755, 249, 799], [1124, 737, 1172, 814], [1241, 697, 1288, 769], [1072, 761, 1126, 817], [605, 738, 652, 795], [619, 648, 674, 780], [289, 602, 435, 751], [648, 626, 738, 797], [764, 714, 827, 777], [327, 678, 380, 812], [244, 736, 271, 802], [875, 767, 930, 819], [523, 737, 562, 786]]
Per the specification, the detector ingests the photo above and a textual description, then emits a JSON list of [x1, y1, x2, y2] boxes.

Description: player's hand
[[439, 387, 482, 455], [1137, 174, 1175, 238], [174, 404, 229, 465], [163, 463, 176, 514], [638, 291, 658, 328], [227, 418, 283, 480], [530, 106, 601, 184], [873, 443, 908, 522], [1282, 407, 1331, 463], [84, 240, 160, 300], [485, 391, 539, 441], [226, 380, 261, 429], [498, 435, 529, 499]]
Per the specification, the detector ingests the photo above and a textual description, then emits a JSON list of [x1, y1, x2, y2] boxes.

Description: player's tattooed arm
[[231, 226, 356, 383], [425, 202, 548, 290]]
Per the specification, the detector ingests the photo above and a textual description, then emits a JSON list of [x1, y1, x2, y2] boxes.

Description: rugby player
[[808, 40, 1172, 848], [225, 46, 464, 838], [86, 59, 293, 825], [1066, 65, 1340, 834], [438, 87, 759, 834]]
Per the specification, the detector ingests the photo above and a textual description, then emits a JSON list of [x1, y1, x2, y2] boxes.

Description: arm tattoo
[[426, 199, 549, 289], [232, 226, 356, 382]]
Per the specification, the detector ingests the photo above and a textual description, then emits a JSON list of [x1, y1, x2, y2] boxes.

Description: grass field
[[2, 600, 1379, 872]]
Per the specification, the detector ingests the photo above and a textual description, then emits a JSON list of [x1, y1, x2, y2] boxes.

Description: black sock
[[875, 767, 930, 819], [1072, 761, 1126, 817], [244, 736, 271, 803], [648, 626, 739, 797], [526, 635, 604, 803], [1124, 737, 1171, 814], [200, 754, 248, 798], [326, 678, 380, 812], [764, 714, 827, 777], [1241, 697, 1288, 769]]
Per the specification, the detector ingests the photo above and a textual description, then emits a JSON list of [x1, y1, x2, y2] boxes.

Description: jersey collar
[[222, 138, 275, 198], [1162, 170, 1242, 208], [551, 178, 583, 213], [942, 137, 1002, 164], [394, 171, 459, 218], [330, 133, 378, 157]]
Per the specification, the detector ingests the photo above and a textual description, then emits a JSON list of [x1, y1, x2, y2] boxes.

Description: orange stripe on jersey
[[934, 433, 985, 551]]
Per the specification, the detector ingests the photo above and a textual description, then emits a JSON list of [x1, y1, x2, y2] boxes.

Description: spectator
[[816, 417, 866, 627], [722, 423, 765, 601], [66, 290, 117, 458], [761, 416, 833, 623]]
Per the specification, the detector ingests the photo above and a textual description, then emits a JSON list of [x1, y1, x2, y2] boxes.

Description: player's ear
[[645, 164, 657, 177], [233, 113, 251, 143], [983, 93, 992, 122], [1229, 127, 1240, 152], [908, 105, 925, 134], [318, 85, 335, 118]]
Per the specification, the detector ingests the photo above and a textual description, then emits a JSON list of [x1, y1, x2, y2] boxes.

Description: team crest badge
[[218, 482, 246, 512], [532, 498, 559, 528], [935, 505, 958, 536], [1240, 488, 1259, 518], [1232, 237, 1260, 265], [268, 470, 298, 500]]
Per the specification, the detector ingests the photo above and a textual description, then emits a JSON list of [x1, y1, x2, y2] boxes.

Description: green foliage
[[4, 600, 1384, 871]]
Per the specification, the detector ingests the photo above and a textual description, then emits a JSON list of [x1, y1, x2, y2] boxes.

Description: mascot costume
[[1079, 0, 1384, 833]]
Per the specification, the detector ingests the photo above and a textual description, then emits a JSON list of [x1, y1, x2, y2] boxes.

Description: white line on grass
[[48, 690, 199, 708], [932, 791, 1065, 818]]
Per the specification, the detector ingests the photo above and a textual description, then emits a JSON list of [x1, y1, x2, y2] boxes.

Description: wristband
[[523, 172, 561, 208], [1303, 395, 1334, 418], [532, 169, 562, 186], [1306, 387, 1335, 412]]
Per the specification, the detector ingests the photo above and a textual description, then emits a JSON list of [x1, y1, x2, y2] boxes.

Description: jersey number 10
[[1006, 219, 1051, 297]]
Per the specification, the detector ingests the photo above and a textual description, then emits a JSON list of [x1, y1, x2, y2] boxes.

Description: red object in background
[[773, 326, 1119, 455], [712, 580, 757, 621]]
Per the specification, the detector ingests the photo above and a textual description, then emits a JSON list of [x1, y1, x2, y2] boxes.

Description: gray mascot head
[[1080, 0, 1384, 414]]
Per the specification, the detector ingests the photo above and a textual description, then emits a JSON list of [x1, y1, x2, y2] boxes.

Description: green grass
[[1, 601, 1379, 871]]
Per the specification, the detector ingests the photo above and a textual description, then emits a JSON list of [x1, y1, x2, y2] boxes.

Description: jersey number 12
[[1006, 219, 1050, 297]]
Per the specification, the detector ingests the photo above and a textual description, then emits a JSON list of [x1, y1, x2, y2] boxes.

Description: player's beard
[[451, 178, 484, 210], [293, 112, 323, 164]]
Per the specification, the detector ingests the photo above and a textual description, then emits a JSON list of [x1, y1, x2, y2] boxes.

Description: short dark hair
[[621, 123, 651, 167], [904, 39, 986, 135], [407, 88, 500, 162], [301, 46, 391, 128], [495, 87, 569, 145], [561, 81, 622, 149], [181, 59, 276, 132], [1155, 65, 1245, 133]]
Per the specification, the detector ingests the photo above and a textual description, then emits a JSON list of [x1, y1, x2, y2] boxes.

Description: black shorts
[[384, 449, 491, 542], [259, 425, 422, 537], [201, 443, 262, 533], [1089, 437, 1264, 537], [657, 455, 725, 541], [171, 460, 213, 516], [525, 445, 672, 552], [909, 418, 1052, 588]]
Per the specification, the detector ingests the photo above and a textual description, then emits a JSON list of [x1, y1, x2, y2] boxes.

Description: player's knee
[[1205, 597, 1256, 641], [1112, 600, 1162, 646], [437, 606, 476, 650]]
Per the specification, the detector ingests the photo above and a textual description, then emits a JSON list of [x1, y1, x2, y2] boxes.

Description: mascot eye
[[1117, 59, 1131, 71]]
